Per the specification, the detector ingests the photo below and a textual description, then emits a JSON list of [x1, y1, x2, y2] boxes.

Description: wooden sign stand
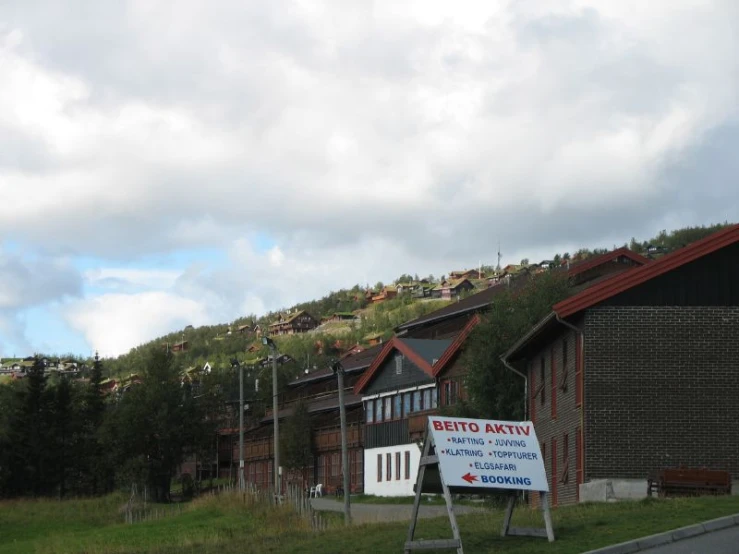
[[404, 428, 555, 553]]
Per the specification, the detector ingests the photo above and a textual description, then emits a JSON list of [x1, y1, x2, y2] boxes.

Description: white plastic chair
[[309, 485, 316, 497], [315, 483, 323, 497]]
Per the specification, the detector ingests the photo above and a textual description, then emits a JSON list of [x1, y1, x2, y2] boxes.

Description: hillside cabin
[[269, 310, 319, 336]]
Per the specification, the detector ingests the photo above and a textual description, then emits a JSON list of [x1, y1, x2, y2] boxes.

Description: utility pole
[[332, 360, 352, 524], [232, 359, 245, 491], [263, 337, 281, 500]]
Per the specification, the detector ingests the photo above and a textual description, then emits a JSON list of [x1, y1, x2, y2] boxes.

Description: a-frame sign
[[404, 416, 554, 553]]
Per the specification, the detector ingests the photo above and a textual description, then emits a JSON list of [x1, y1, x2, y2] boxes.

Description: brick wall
[[584, 306, 739, 481], [528, 327, 582, 506]]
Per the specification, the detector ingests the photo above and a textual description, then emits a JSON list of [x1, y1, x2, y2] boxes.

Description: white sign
[[428, 416, 548, 492]]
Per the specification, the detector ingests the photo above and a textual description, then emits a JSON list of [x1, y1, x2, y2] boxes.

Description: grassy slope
[[2, 494, 739, 554]]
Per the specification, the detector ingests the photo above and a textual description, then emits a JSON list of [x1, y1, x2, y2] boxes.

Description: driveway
[[310, 497, 484, 524]]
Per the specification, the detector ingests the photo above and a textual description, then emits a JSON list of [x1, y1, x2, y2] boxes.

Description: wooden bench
[[648, 468, 732, 498]]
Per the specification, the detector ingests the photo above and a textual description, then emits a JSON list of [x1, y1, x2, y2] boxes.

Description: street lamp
[[331, 359, 352, 525], [262, 336, 281, 500], [230, 358, 245, 491]]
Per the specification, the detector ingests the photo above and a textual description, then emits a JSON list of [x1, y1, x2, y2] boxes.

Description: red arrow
[[461, 472, 478, 485]]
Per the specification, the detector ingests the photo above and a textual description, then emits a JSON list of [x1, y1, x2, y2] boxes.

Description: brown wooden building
[[268, 310, 319, 336]]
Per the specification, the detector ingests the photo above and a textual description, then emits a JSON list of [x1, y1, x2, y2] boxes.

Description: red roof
[[353, 338, 436, 395], [566, 247, 649, 277], [432, 315, 480, 377], [554, 224, 739, 318]]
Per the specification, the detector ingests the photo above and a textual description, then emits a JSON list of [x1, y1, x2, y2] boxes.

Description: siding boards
[[604, 242, 739, 307], [365, 419, 410, 449], [365, 354, 433, 395]]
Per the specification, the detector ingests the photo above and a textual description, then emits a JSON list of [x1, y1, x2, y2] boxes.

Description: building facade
[[504, 225, 739, 506]]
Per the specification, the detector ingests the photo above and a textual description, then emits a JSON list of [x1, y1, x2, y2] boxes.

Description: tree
[[52, 376, 73, 499], [280, 400, 313, 484], [101, 348, 206, 502], [464, 271, 572, 420]]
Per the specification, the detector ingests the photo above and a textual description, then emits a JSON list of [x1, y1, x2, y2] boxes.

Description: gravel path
[[310, 497, 484, 524]]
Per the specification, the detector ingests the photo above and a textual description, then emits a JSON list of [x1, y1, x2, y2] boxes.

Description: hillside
[[75, 221, 737, 379]]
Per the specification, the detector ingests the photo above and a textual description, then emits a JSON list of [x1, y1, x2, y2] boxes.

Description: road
[[640, 525, 739, 554], [311, 497, 483, 524]]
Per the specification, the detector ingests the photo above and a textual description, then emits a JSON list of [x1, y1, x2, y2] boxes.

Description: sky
[[1, 1, 738, 358]]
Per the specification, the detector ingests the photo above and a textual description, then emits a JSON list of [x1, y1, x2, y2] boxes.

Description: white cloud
[[65, 292, 209, 357], [2, 1, 739, 354]]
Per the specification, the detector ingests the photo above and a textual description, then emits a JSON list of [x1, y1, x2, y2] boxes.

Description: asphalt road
[[640, 525, 739, 554]]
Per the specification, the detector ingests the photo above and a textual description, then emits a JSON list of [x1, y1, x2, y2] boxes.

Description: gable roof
[[353, 337, 452, 394], [555, 224, 739, 318], [504, 225, 739, 363], [566, 247, 649, 277], [269, 310, 315, 326], [431, 315, 481, 377], [287, 343, 383, 387]]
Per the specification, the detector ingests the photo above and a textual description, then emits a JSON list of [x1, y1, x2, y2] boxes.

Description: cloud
[[65, 291, 210, 358], [2, 1, 738, 355]]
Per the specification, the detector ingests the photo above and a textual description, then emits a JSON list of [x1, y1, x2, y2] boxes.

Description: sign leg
[[501, 494, 515, 537], [438, 459, 463, 554], [540, 492, 555, 542], [405, 434, 432, 554]]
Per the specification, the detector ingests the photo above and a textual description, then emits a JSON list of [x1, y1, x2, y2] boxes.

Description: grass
[[1, 493, 738, 553]]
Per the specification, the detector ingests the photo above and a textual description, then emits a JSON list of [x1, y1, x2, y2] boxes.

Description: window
[[423, 389, 432, 410], [395, 354, 403, 375], [530, 362, 536, 423], [393, 395, 402, 420], [366, 401, 374, 424], [551, 348, 557, 419], [413, 391, 422, 412], [561, 433, 569, 484], [575, 426, 584, 498], [560, 338, 569, 392], [386, 453, 392, 481], [405, 451, 411, 480], [331, 452, 340, 477], [575, 334, 583, 407], [384, 397, 392, 421], [540, 358, 546, 405], [551, 438, 558, 506], [375, 398, 383, 422], [377, 454, 382, 482], [431, 389, 438, 409], [395, 452, 401, 480], [403, 393, 411, 417]]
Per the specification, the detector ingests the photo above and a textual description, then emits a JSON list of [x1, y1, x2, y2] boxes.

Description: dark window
[[551, 348, 557, 418], [540, 358, 546, 405], [423, 389, 432, 410], [395, 452, 401, 480], [403, 393, 411, 417], [395, 354, 403, 375], [413, 391, 422, 412], [393, 395, 402, 420], [377, 454, 382, 482], [386, 453, 392, 481], [562, 433, 569, 484], [405, 451, 411, 480]]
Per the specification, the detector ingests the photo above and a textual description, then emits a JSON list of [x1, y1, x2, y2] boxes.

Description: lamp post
[[263, 336, 281, 500], [331, 359, 352, 525], [231, 358, 245, 491]]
